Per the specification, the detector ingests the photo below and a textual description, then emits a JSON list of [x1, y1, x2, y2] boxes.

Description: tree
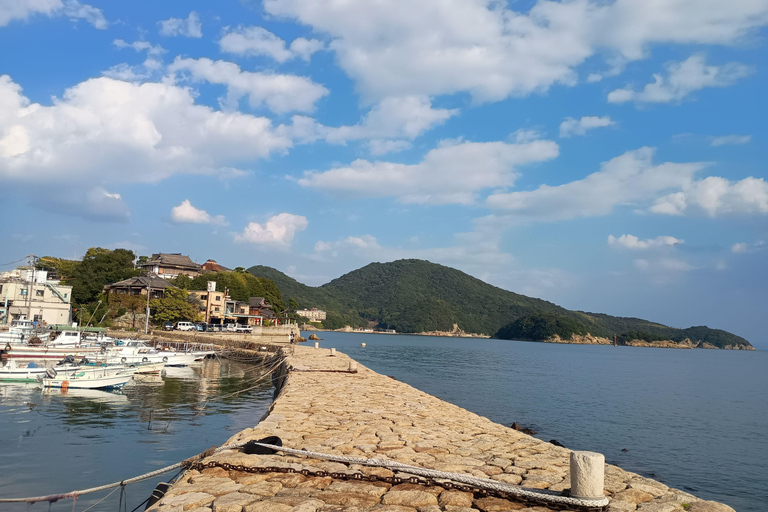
[[68, 248, 141, 304], [149, 288, 197, 323], [288, 298, 299, 311], [109, 293, 147, 329]]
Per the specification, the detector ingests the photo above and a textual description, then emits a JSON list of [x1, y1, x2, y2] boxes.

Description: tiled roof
[[106, 273, 174, 290], [202, 259, 231, 272], [144, 253, 201, 270]]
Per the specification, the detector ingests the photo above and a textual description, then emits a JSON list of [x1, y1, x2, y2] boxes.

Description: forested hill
[[247, 259, 753, 349]]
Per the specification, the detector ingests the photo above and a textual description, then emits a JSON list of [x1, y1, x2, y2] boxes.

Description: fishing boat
[[41, 365, 135, 390], [0, 360, 49, 382], [1, 326, 110, 361], [105, 340, 197, 367]]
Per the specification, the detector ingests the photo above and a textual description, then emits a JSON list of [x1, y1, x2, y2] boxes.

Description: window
[[20, 289, 28, 296], [201, 294, 208, 301], [33, 314, 42, 322], [214, 307, 220, 312], [0, 285, 3, 293], [216, 295, 221, 301], [64, 293, 68, 298], [36, 290, 44, 297]]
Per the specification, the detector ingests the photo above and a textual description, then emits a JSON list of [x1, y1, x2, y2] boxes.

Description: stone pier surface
[[148, 345, 734, 512]]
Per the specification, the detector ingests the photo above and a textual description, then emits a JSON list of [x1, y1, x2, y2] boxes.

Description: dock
[[147, 344, 734, 512]]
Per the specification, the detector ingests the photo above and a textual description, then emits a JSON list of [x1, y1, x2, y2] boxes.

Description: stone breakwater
[[147, 345, 735, 512]]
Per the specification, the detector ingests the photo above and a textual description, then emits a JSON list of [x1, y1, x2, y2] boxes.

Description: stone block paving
[[148, 345, 734, 512]]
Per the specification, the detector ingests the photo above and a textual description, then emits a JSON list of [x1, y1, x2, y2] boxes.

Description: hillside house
[[140, 253, 202, 279]]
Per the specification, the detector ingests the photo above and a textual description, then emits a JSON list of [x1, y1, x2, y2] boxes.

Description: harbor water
[[1, 334, 766, 511], [0, 358, 274, 512]]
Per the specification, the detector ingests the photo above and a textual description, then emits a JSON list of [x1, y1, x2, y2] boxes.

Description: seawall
[[147, 345, 735, 512]]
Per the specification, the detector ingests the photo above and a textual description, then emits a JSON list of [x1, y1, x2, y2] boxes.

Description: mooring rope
[[0, 441, 247, 504], [247, 441, 610, 509], [0, 437, 608, 509]]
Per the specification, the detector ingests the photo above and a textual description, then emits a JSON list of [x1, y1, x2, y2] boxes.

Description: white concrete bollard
[[348, 361, 358, 372], [314, 342, 319, 349], [570, 451, 605, 500], [330, 348, 336, 356]]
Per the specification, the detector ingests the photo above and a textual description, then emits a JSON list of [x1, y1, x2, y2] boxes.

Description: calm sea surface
[[1, 335, 765, 512]]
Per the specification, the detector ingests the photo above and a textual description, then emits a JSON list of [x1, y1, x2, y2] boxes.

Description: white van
[[175, 321, 195, 331]]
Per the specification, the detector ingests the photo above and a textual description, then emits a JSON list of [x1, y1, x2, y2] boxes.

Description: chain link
[[183, 461, 605, 512]]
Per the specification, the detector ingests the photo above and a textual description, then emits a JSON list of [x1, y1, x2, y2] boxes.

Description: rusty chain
[[183, 460, 605, 511]]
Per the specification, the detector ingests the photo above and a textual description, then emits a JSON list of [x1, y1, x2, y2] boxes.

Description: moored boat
[[42, 365, 135, 390]]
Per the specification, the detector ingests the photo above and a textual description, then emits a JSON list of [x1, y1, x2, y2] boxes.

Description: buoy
[[361, 343, 366, 347], [61, 380, 69, 391]]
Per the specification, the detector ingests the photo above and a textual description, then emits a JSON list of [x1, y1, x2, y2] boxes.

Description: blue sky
[[1, 1, 767, 348]]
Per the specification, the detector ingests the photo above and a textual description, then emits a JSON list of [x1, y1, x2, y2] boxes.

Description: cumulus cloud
[[651, 176, 768, 217], [732, 243, 748, 254], [486, 147, 705, 223], [731, 241, 766, 254], [219, 26, 324, 62], [608, 234, 684, 250], [170, 200, 228, 226], [608, 54, 752, 104], [168, 57, 328, 114], [113, 39, 165, 56], [0, 74, 291, 188], [298, 138, 559, 204], [0, 0, 107, 28], [263, 0, 768, 102], [711, 134, 751, 146], [234, 213, 308, 247], [559, 116, 614, 138], [281, 96, 457, 150], [159, 11, 202, 38]]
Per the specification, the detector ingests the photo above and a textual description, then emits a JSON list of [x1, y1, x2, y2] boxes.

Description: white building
[[0, 268, 72, 326], [296, 308, 327, 322]]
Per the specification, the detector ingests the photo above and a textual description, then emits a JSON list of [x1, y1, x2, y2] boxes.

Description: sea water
[[0, 359, 273, 512], [317, 332, 767, 512]]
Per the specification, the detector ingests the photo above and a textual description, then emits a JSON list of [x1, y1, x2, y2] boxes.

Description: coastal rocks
[[510, 423, 536, 435], [687, 501, 737, 512]]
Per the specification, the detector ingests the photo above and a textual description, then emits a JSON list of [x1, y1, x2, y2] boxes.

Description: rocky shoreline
[[543, 334, 756, 350]]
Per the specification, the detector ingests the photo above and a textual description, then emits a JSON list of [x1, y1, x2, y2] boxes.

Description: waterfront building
[[296, 308, 327, 322], [0, 268, 72, 325], [103, 274, 173, 299]]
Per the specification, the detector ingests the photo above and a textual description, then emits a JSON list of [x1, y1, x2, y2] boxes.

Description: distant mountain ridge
[[248, 259, 753, 350]]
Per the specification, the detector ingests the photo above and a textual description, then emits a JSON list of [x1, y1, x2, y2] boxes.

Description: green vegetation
[[248, 259, 753, 349], [495, 313, 590, 341], [180, 269, 284, 313], [149, 288, 197, 322]]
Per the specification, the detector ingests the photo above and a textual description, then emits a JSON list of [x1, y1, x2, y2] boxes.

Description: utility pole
[[144, 278, 152, 334]]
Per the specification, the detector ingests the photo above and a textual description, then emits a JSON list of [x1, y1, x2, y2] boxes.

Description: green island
[[249, 258, 754, 350]]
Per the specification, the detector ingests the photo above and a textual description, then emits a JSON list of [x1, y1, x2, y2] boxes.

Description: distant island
[[249, 259, 754, 350]]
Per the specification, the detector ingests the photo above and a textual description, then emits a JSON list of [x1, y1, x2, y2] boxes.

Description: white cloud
[[608, 234, 684, 250], [298, 138, 559, 205], [608, 54, 752, 104], [170, 200, 228, 226], [234, 213, 308, 248], [264, 0, 768, 102], [159, 11, 201, 38], [113, 39, 165, 56], [731, 243, 748, 254], [219, 26, 324, 62], [0, 0, 106, 29], [0, 74, 291, 189], [368, 139, 412, 156], [559, 116, 614, 138], [651, 176, 768, 217], [486, 147, 705, 223], [281, 95, 457, 148], [168, 57, 328, 114], [711, 134, 751, 147]]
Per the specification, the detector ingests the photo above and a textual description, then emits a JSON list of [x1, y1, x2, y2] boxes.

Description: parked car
[[235, 324, 253, 333], [175, 321, 195, 331], [162, 321, 174, 331], [194, 322, 207, 332], [225, 323, 237, 332]]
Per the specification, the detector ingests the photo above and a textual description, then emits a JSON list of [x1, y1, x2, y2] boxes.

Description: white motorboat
[[106, 340, 197, 367], [0, 360, 49, 382], [42, 365, 135, 390], [1, 326, 109, 361]]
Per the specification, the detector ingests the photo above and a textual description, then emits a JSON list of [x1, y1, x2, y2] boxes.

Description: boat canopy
[[47, 325, 107, 333]]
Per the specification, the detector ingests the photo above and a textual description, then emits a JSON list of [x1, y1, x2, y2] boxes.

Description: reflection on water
[[0, 358, 274, 512]]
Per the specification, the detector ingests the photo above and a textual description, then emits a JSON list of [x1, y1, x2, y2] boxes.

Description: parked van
[[175, 321, 195, 331]]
